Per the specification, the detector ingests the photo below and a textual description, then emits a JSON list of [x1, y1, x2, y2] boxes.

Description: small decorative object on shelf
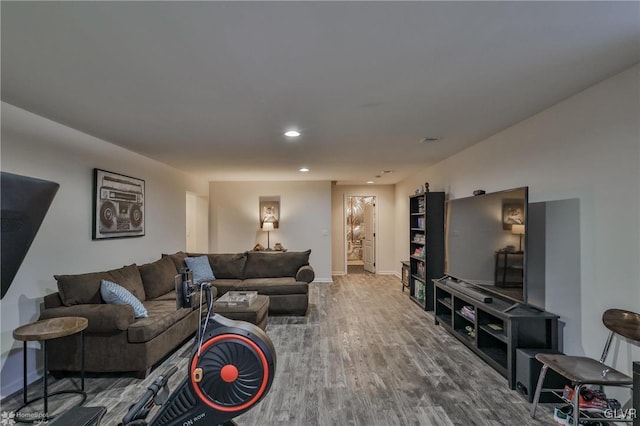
[[425, 182, 430, 193], [273, 242, 287, 252], [253, 243, 265, 251]]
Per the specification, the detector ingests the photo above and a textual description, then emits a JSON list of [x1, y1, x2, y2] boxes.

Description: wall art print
[[501, 198, 525, 230], [93, 169, 145, 239], [259, 197, 280, 229]]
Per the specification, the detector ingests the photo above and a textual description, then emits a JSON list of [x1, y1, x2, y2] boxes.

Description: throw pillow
[[100, 279, 148, 318], [184, 256, 216, 283]]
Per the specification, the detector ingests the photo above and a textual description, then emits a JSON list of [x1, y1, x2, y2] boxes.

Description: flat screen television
[[445, 187, 540, 310]]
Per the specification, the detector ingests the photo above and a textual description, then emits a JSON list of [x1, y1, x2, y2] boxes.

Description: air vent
[[420, 137, 439, 143]]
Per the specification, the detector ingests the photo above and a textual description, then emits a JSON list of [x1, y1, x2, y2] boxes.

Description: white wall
[[0, 103, 209, 398], [209, 181, 332, 282], [395, 65, 640, 376], [331, 184, 396, 275]]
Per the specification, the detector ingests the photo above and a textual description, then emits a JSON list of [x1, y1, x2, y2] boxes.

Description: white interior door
[[363, 201, 375, 273]]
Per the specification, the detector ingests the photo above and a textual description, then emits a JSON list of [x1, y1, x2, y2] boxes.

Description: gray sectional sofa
[[38, 250, 314, 377]]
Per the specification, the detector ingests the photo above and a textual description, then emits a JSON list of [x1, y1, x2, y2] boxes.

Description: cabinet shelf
[[479, 325, 508, 344], [455, 328, 475, 344], [411, 212, 425, 216], [436, 298, 452, 309]]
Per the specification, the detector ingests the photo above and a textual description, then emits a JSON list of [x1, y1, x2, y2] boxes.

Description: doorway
[[345, 196, 376, 274], [186, 192, 209, 253]]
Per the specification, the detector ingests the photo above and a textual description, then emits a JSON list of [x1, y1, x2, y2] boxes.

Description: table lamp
[[511, 224, 525, 252], [262, 222, 274, 250]]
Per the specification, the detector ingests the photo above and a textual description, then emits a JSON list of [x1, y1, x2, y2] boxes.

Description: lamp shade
[[511, 224, 525, 235], [262, 222, 275, 232]]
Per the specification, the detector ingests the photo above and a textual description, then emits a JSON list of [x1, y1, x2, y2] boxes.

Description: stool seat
[[214, 294, 269, 330], [536, 353, 632, 385]]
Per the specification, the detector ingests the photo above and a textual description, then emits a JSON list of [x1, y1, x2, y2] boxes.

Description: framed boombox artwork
[[92, 169, 145, 240]]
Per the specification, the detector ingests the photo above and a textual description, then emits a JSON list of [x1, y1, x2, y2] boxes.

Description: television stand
[[433, 278, 559, 389]]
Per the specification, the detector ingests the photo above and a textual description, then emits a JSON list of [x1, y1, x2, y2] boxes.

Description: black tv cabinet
[[433, 278, 559, 389]]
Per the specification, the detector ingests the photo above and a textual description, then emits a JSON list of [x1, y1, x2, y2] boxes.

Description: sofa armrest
[[296, 265, 315, 283], [39, 304, 135, 333]]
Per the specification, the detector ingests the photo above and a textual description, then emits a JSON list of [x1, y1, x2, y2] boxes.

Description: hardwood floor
[[2, 273, 555, 425]]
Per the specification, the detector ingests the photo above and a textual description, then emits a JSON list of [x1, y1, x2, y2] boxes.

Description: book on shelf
[[487, 323, 503, 331], [216, 291, 258, 307], [461, 305, 476, 321]]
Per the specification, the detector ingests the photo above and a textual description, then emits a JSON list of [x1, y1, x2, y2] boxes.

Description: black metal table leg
[[22, 341, 27, 404]]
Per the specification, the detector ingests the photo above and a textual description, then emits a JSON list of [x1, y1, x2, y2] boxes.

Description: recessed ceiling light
[[367, 181, 374, 184], [299, 167, 310, 172], [285, 130, 301, 138]]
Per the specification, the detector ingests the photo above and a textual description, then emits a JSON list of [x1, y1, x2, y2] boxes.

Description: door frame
[[343, 194, 377, 274]]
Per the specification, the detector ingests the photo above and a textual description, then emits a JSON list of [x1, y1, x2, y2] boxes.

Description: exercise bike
[[120, 270, 277, 426]]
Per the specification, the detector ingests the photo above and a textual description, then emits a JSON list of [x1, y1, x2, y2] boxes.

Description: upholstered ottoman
[[213, 294, 269, 330]]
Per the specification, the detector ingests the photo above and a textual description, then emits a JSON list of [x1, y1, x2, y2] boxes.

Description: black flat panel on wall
[[515, 348, 570, 403], [1, 172, 59, 299]]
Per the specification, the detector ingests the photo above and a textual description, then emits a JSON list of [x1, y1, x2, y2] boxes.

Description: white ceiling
[[2, 2, 639, 184]]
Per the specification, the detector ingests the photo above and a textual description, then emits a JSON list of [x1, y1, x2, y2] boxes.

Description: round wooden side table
[[13, 316, 88, 423]]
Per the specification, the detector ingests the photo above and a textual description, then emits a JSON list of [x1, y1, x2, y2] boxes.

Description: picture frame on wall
[[259, 197, 280, 229], [93, 169, 145, 239], [502, 199, 524, 230]]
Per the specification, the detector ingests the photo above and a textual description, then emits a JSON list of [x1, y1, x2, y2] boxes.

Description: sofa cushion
[[238, 278, 308, 296], [128, 300, 192, 343], [55, 264, 146, 306], [56, 271, 111, 306], [244, 250, 311, 279], [186, 253, 246, 279], [209, 279, 243, 295], [185, 256, 216, 283], [100, 279, 148, 318], [138, 256, 178, 300], [163, 251, 187, 272], [107, 264, 146, 301]]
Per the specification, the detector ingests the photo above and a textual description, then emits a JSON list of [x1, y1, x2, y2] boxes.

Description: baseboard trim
[[331, 271, 346, 276], [312, 278, 333, 284]]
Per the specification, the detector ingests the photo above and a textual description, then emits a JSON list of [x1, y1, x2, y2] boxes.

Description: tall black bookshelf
[[409, 191, 445, 310]]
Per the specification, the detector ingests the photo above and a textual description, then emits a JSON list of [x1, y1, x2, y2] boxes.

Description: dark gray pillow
[[162, 251, 187, 272], [55, 264, 146, 306], [138, 256, 178, 299], [208, 253, 247, 279], [55, 271, 111, 306], [244, 250, 311, 279]]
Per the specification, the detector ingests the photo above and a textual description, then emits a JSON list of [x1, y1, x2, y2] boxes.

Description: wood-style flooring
[[2, 272, 555, 425]]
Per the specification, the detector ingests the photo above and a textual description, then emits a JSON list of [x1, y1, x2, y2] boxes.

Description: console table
[[13, 317, 88, 422], [433, 278, 558, 389]]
